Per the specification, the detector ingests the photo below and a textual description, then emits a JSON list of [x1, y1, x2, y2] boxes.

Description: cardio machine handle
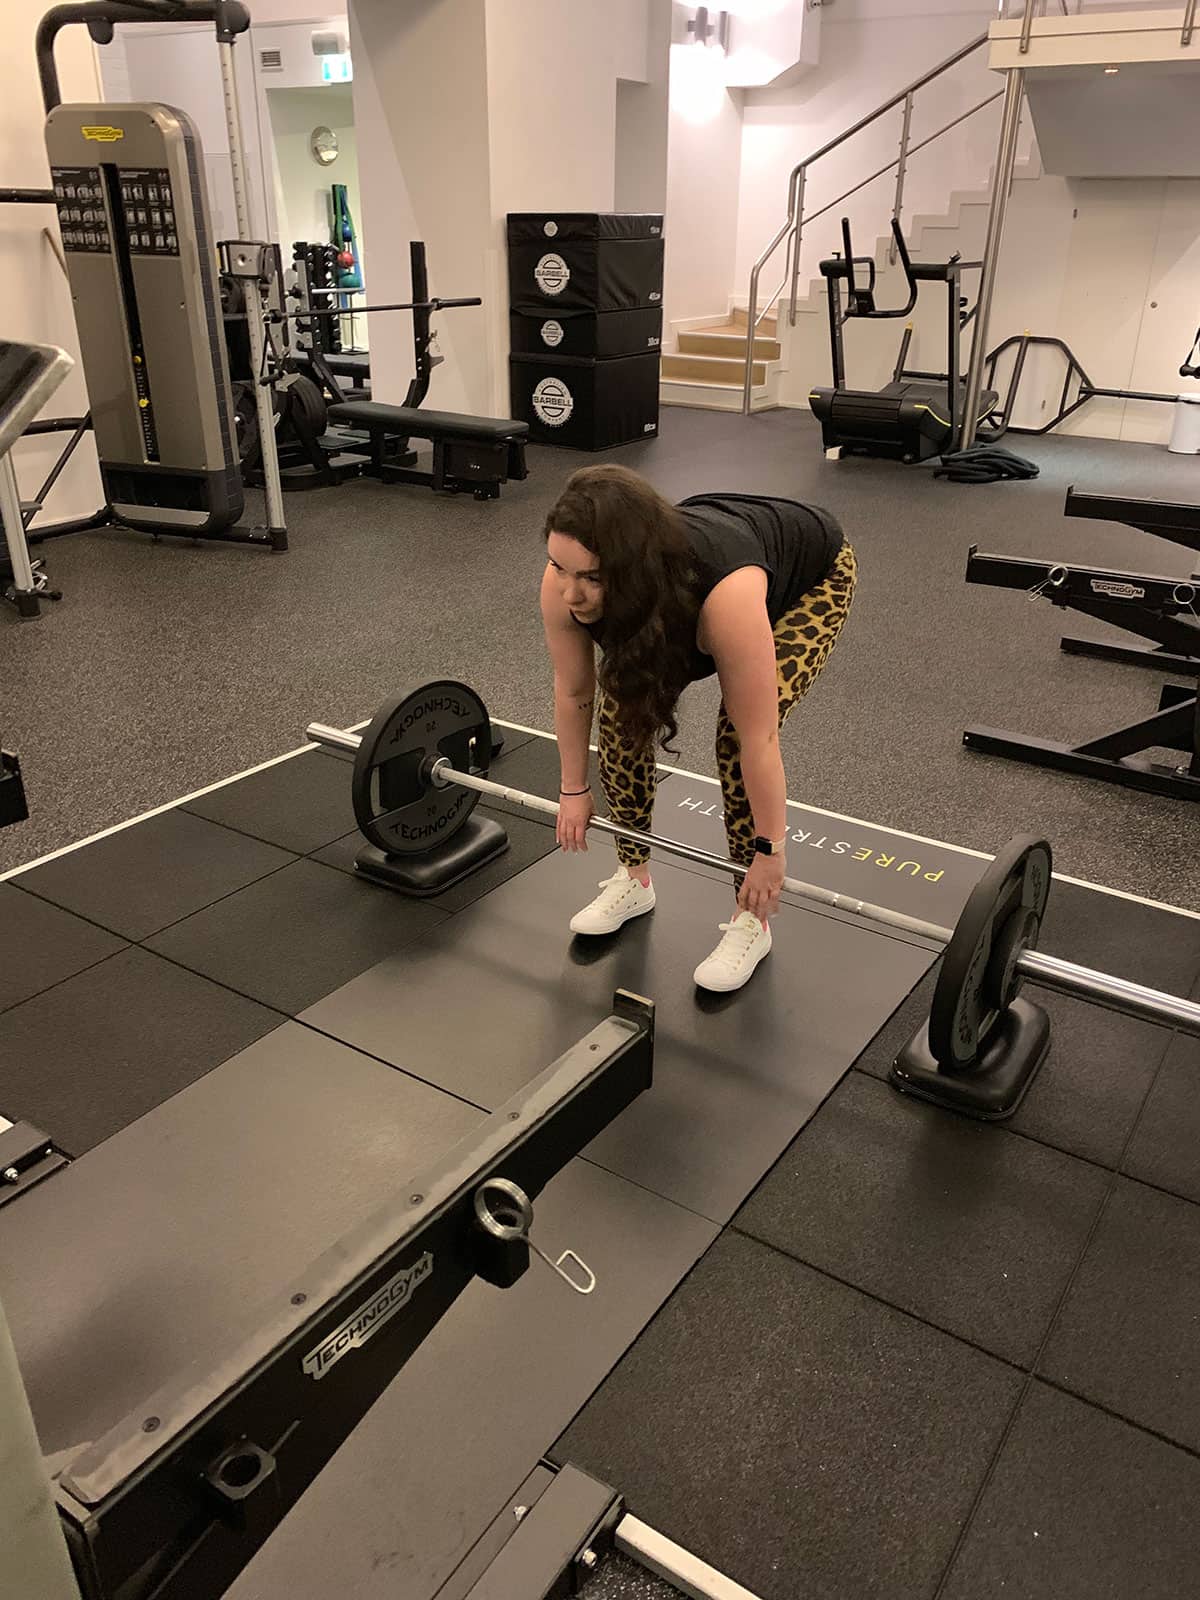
[[838, 216, 918, 320]]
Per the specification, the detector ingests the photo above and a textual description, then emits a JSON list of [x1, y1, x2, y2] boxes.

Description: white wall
[[265, 83, 360, 250], [664, 43, 744, 327], [349, 0, 493, 413], [4, 0, 105, 525]]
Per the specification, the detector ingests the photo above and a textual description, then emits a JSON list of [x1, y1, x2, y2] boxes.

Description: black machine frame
[[963, 487, 1200, 802], [30, 994, 654, 1600]]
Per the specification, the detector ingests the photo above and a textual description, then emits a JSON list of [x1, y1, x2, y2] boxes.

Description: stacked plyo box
[[508, 213, 664, 450]]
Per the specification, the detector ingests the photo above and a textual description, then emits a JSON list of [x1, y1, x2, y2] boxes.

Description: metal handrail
[[741, 31, 990, 413], [1011, 0, 1197, 51]]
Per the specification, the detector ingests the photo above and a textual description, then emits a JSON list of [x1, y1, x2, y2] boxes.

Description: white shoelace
[[712, 917, 762, 965]]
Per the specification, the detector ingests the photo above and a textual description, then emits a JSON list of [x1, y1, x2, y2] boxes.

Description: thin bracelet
[[560, 787, 590, 797]]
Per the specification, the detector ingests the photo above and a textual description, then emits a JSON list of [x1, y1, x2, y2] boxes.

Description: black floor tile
[[146, 858, 446, 1016], [183, 749, 357, 854], [16, 810, 296, 940], [0, 947, 279, 1154], [1040, 1176, 1200, 1453], [1002, 992, 1171, 1170], [554, 1231, 1022, 1600], [1122, 1030, 1200, 1203], [1039, 880, 1200, 997], [219, 1162, 715, 1600], [0, 1023, 484, 1463], [736, 1073, 1110, 1366], [852, 967, 940, 1083], [0, 884, 125, 1014], [488, 725, 535, 761], [302, 845, 930, 1221], [940, 1381, 1200, 1600], [312, 806, 559, 913]]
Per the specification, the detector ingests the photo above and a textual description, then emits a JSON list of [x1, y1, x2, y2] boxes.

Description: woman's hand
[[739, 852, 785, 925], [557, 789, 594, 852]]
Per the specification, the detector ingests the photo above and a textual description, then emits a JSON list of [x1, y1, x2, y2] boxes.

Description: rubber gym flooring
[[3, 408, 1198, 906], [2, 724, 1200, 1598]]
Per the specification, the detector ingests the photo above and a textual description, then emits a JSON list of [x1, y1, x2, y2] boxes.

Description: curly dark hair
[[544, 464, 701, 752]]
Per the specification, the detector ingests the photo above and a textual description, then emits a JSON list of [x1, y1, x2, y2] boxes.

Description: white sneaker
[[569, 868, 656, 935], [693, 911, 773, 993]]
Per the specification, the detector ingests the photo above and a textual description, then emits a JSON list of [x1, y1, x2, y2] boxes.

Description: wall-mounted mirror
[[310, 126, 339, 166]]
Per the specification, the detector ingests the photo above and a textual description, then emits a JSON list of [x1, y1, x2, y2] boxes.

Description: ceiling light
[[1103, 65, 1119, 75]]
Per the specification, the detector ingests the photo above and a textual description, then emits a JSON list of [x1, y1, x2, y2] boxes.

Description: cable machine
[[35, 0, 287, 550]]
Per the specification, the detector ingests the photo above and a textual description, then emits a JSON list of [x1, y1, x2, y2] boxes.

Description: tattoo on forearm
[[577, 697, 595, 717]]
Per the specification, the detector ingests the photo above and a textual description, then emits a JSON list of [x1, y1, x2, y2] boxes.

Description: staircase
[[660, 310, 782, 412]]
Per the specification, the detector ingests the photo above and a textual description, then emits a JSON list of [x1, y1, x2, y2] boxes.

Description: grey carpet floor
[[3, 409, 1198, 907]]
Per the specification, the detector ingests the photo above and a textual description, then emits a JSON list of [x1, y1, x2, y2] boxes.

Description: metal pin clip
[[1028, 564, 1069, 603], [474, 1177, 596, 1295]]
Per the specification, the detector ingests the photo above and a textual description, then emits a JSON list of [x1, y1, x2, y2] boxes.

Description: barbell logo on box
[[534, 253, 570, 296], [540, 320, 565, 348], [302, 1253, 433, 1380], [533, 377, 574, 427]]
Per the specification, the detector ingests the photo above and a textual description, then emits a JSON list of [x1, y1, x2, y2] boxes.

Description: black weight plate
[[351, 682, 491, 856], [928, 836, 1052, 1071], [287, 374, 328, 443]]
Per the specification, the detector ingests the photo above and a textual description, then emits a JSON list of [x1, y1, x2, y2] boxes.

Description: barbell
[[305, 682, 1200, 1082]]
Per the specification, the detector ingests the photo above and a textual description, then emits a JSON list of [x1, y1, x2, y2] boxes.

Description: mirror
[[310, 126, 339, 166]]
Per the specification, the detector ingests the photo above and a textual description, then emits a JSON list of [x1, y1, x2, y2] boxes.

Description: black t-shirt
[[577, 493, 844, 684], [679, 493, 843, 625]]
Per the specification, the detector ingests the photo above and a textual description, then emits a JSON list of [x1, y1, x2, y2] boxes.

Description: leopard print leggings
[[597, 542, 857, 871]]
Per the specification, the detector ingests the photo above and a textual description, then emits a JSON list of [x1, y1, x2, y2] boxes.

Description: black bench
[[327, 400, 529, 500]]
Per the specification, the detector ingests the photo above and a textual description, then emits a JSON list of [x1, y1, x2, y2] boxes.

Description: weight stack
[[507, 212, 663, 450]]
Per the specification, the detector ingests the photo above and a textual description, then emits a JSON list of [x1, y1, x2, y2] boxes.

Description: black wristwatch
[[753, 834, 787, 857]]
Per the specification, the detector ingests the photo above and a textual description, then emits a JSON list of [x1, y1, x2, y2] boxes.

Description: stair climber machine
[[808, 217, 1000, 465]]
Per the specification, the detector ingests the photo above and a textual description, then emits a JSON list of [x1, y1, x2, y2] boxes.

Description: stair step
[[661, 353, 768, 385], [660, 377, 774, 413], [679, 329, 782, 361], [728, 306, 779, 337]]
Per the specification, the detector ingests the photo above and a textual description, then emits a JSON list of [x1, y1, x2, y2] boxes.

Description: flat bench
[[327, 400, 529, 500]]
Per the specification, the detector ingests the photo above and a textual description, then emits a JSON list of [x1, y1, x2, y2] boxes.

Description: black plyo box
[[507, 213, 663, 244], [510, 351, 660, 451], [509, 308, 663, 360], [508, 239, 665, 314]]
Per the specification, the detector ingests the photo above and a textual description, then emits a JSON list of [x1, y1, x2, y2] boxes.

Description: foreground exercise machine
[[964, 487, 1199, 801], [307, 681, 1200, 1124], [1, 998, 675, 1600], [808, 216, 999, 464]]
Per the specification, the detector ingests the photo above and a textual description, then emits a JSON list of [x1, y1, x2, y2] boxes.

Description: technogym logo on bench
[[302, 1254, 433, 1380]]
